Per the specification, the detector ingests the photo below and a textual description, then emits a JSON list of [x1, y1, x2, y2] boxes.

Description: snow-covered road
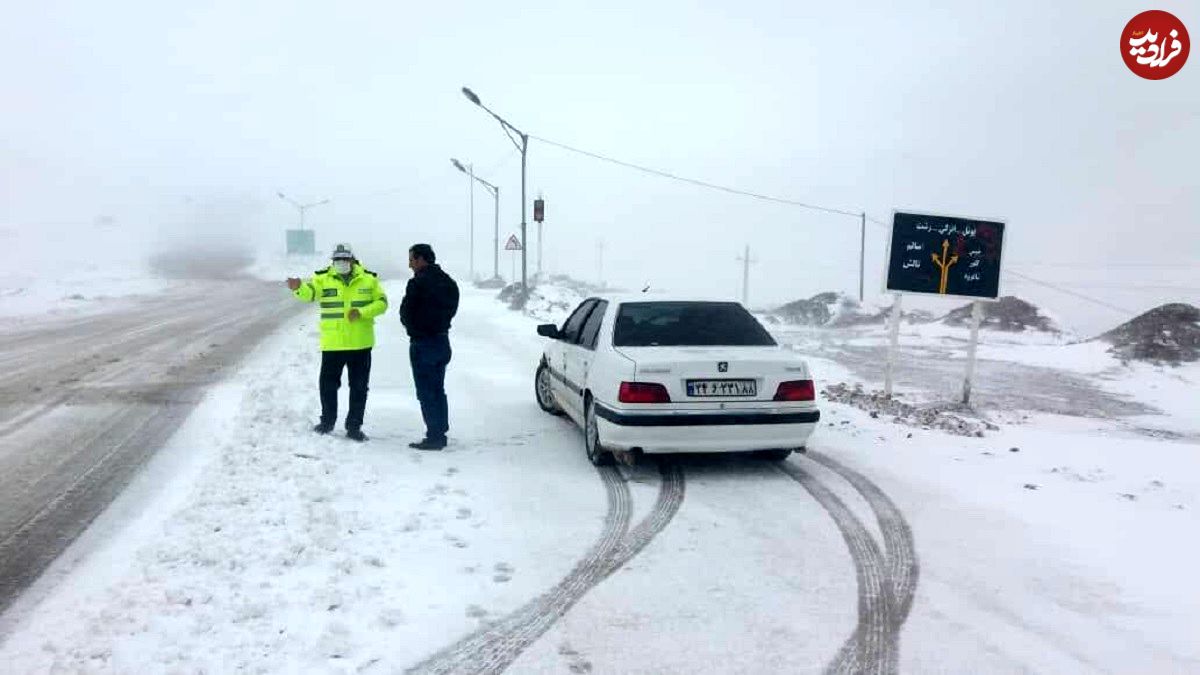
[[0, 284, 1196, 673], [0, 282, 299, 614]]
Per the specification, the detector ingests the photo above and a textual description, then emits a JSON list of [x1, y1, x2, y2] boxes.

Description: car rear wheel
[[585, 398, 614, 466], [755, 448, 793, 461], [535, 363, 563, 416]]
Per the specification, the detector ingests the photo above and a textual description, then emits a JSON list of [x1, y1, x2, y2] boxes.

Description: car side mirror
[[537, 324, 561, 339]]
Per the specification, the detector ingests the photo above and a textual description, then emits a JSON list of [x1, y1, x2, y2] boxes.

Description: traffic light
[[533, 198, 545, 223]]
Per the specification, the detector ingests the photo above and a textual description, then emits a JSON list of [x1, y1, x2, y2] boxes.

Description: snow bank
[[942, 295, 1065, 334], [0, 267, 190, 320], [1098, 303, 1200, 364], [821, 382, 998, 437]]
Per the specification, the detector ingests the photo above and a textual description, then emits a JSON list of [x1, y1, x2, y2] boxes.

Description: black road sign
[[886, 211, 1006, 300]]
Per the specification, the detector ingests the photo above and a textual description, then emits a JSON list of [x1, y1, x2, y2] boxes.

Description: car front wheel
[[535, 363, 564, 416]]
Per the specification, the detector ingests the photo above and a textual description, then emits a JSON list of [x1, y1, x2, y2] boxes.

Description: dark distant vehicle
[[534, 296, 820, 465]]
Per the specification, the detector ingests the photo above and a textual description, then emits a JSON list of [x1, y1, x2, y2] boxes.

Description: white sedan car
[[534, 296, 820, 465]]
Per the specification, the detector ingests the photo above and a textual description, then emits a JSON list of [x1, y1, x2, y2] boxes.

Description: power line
[[479, 148, 517, 177], [1007, 280, 1200, 292], [1016, 261, 1196, 269], [530, 134, 863, 218], [1003, 269, 1136, 315], [527, 132, 1163, 317]]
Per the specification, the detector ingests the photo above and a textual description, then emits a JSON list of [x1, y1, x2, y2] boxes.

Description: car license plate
[[686, 379, 757, 397]]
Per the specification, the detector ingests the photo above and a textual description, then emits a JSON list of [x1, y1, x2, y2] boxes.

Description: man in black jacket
[[399, 244, 460, 450]]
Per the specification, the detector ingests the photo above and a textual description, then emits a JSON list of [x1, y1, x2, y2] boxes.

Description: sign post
[[963, 300, 984, 404], [884, 293, 904, 397], [884, 211, 1007, 405], [286, 229, 316, 255], [533, 197, 545, 279], [505, 234, 523, 286]]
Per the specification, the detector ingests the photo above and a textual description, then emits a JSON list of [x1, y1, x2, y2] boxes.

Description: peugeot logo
[[718, 361, 728, 373]]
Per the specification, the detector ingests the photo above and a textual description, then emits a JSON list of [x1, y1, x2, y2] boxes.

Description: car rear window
[[612, 302, 777, 347]]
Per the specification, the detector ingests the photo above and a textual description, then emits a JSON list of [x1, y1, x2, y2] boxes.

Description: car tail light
[[619, 382, 672, 403], [774, 380, 815, 401]]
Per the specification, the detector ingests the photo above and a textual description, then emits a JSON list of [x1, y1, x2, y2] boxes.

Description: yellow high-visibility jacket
[[294, 263, 389, 351]]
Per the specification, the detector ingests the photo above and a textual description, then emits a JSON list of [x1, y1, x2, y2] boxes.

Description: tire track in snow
[[407, 462, 685, 675], [808, 451, 920, 630], [777, 460, 894, 674]]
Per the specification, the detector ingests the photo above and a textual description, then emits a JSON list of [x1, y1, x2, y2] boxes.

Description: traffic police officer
[[287, 244, 388, 441]]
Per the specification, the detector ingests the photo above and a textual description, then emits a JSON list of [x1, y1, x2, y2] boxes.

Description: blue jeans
[[410, 334, 452, 441]]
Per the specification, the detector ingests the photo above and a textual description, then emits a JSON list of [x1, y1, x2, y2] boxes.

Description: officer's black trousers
[[319, 348, 372, 430]]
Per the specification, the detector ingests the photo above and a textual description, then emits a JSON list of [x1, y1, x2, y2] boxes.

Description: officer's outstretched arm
[[294, 276, 319, 302]]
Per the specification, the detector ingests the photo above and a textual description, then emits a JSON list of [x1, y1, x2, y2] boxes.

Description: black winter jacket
[[399, 264, 460, 338]]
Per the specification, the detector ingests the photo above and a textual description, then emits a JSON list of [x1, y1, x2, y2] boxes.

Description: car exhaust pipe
[[614, 448, 643, 466]]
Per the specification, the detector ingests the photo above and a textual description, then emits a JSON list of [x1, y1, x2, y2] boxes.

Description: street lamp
[[276, 192, 331, 232], [461, 86, 530, 290], [451, 158, 501, 282], [450, 159, 476, 280]]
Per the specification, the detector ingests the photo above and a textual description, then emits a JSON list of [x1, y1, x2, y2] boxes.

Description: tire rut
[[779, 453, 920, 675], [778, 460, 895, 674], [408, 461, 685, 675], [809, 452, 920, 629]]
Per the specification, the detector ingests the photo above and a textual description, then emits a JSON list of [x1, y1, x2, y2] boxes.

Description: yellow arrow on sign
[[931, 238, 959, 294]]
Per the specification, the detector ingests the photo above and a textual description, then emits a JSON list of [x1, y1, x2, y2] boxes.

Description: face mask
[[333, 260, 352, 275]]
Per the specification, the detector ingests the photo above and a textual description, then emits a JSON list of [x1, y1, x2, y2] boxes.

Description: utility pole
[[859, 212, 867, 303], [736, 244, 757, 306], [493, 187, 500, 280], [520, 133, 528, 288]]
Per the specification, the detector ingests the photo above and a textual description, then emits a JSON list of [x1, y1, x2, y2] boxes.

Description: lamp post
[[449, 159, 476, 280], [276, 192, 330, 232], [461, 86, 529, 290], [451, 158, 501, 281]]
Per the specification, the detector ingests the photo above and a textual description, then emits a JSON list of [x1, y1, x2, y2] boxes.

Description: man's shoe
[[346, 429, 369, 442], [408, 438, 447, 451], [313, 422, 334, 434]]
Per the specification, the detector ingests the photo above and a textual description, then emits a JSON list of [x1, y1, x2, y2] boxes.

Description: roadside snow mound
[[773, 292, 889, 327], [941, 296, 1062, 334], [474, 276, 507, 289], [771, 292, 941, 327], [499, 283, 585, 324], [497, 275, 612, 321], [822, 382, 998, 437], [1098, 303, 1200, 364], [542, 274, 610, 297]]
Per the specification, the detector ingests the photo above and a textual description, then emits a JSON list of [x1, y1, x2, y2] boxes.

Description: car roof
[[584, 293, 747, 307]]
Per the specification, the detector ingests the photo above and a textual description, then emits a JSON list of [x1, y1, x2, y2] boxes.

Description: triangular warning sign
[[504, 234, 523, 251]]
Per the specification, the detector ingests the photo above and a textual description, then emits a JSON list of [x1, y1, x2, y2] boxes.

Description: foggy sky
[[2, 0, 1196, 333]]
